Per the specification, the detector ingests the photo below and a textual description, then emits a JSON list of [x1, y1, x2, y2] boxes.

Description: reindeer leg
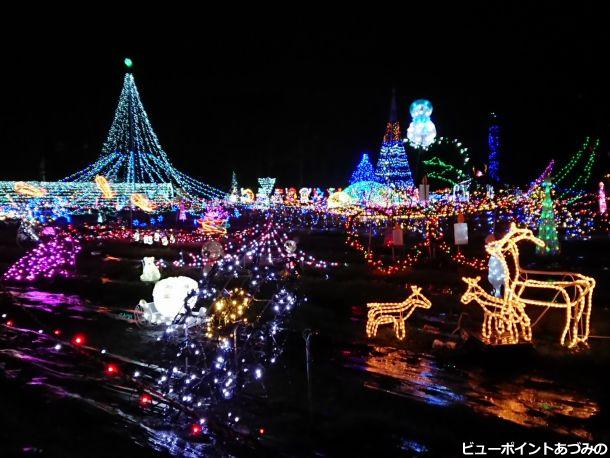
[[582, 287, 593, 343], [561, 304, 572, 347], [367, 318, 379, 338], [397, 319, 406, 340]]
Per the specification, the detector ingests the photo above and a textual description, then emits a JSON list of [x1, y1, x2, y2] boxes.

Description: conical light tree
[[62, 72, 224, 200], [536, 179, 560, 256], [350, 153, 377, 184], [375, 91, 414, 189]]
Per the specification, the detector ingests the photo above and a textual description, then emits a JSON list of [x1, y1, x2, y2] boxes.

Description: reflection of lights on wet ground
[[358, 346, 463, 407], [344, 346, 598, 439], [400, 439, 428, 455]]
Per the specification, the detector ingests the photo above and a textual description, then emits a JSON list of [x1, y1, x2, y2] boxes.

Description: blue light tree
[[488, 113, 501, 182], [375, 91, 415, 189], [350, 153, 377, 184]]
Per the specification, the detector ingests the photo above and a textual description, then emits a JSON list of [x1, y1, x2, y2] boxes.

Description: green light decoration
[[422, 153, 469, 187], [554, 137, 599, 199], [124, 58, 133, 69], [536, 179, 561, 256]]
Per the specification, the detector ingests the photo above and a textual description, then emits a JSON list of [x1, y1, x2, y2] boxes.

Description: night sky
[[1, 5, 609, 190]]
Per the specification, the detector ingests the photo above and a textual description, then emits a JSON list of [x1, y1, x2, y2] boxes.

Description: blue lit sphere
[[409, 99, 433, 119]]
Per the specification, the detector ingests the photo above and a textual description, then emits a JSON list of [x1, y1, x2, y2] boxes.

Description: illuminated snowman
[[406, 99, 436, 149]]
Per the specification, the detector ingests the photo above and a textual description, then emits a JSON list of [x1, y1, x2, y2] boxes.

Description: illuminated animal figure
[[464, 223, 596, 347], [140, 256, 161, 283], [366, 286, 431, 340], [95, 175, 115, 199], [461, 276, 531, 344], [14, 182, 47, 198], [131, 193, 155, 212]]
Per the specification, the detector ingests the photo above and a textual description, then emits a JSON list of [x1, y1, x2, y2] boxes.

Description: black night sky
[[2, 5, 610, 190]]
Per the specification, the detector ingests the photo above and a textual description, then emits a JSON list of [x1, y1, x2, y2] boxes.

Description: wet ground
[[1, 227, 609, 457]]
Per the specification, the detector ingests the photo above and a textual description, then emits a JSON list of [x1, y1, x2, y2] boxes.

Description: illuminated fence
[[0, 181, 175, 210]]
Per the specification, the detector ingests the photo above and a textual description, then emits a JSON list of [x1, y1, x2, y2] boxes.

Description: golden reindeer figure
[[461, 276, 532, 344], [463, 223, 596, 347], [366, 285, 432, 340]]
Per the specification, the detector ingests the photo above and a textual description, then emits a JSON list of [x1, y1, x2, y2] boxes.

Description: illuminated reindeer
[[461, 276, 531, 344], [462, 223, 596, 347], [366, 285, 432, 340]]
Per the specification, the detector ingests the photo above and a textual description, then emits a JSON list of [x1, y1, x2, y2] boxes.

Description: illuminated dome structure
[[343, 181, 402, 207]]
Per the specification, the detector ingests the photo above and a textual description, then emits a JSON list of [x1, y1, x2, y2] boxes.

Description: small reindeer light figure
[[366, 286, 432, 340]]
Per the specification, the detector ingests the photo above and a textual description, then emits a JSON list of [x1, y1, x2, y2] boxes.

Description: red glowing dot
[[259, 427, 265, 435], [106, 364, 118, 375], [53, 329, 62, 336], [191, 424, 202, 435], [6, 320, 14, 327], [72, 334, 86, 346], [139, 394, 152, 405]]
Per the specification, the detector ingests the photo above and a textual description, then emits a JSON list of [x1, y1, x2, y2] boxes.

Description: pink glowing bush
[[3, 235, 81, 282]]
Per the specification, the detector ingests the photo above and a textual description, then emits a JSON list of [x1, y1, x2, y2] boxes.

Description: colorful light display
[[343, 181, 401, 207], [256, 177, 276, 203]]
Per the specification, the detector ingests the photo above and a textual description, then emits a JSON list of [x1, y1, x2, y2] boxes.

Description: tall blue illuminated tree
[[350, 153, 377, 184], [62, 66, 224, 200], [488, 113, 501, 182], [375, 91, 414, 189]]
